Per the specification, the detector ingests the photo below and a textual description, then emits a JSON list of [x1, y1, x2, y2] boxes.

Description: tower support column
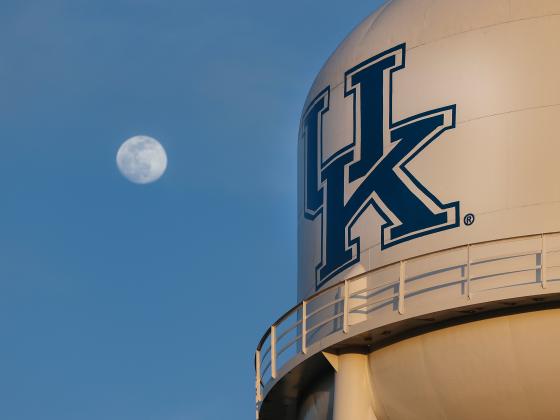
[[329, 351, 377, 420]]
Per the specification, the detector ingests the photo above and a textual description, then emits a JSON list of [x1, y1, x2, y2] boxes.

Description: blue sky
[[0, 1, 384, 419]]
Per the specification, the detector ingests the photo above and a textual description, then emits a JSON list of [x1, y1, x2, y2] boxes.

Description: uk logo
[[302, 44, 459, 289]]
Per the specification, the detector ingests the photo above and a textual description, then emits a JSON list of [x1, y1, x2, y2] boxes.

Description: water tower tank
[[255, 1, 560, 419]]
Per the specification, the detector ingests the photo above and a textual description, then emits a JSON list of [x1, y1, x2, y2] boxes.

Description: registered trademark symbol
[[464, 213, 475, 226]]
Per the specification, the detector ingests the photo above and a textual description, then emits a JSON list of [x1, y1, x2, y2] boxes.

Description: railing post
[[255, 349, 262, 403], [398, 261, 406, 315], [302, 301, 307, 354], [343, 279, 349, 333], [270, 325, 277, 379], [542, 234, 548, 289], [467, 244, 472, 300]]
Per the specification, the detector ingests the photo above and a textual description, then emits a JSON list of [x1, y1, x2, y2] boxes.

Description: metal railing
[[255, 231, 560, 410]]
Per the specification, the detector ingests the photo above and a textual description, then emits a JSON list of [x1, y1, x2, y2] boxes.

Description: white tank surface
[[256, 1, 560, 420], [298, 0, 560, 299]]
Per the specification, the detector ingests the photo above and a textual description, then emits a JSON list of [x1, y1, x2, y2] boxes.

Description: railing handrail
[[256, 231, 551, 350]]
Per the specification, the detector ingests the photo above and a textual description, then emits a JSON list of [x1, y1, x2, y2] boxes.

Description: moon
[[116, 136, 167, 184]]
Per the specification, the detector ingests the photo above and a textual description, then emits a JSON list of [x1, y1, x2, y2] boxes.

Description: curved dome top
[[305, 0, 560, 110]]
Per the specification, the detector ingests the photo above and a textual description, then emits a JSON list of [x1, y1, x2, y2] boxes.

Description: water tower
[[255, 1, 560, 419]]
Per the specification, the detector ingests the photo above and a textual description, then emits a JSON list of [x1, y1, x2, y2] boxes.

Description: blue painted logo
[[302, 44, 459, 289]]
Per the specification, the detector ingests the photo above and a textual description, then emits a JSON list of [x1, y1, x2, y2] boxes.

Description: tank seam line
[[456, 102, 560, 126], [407, 12, 560, 52], [471, 200, 560, 218], [361, 0, 395, 43]]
